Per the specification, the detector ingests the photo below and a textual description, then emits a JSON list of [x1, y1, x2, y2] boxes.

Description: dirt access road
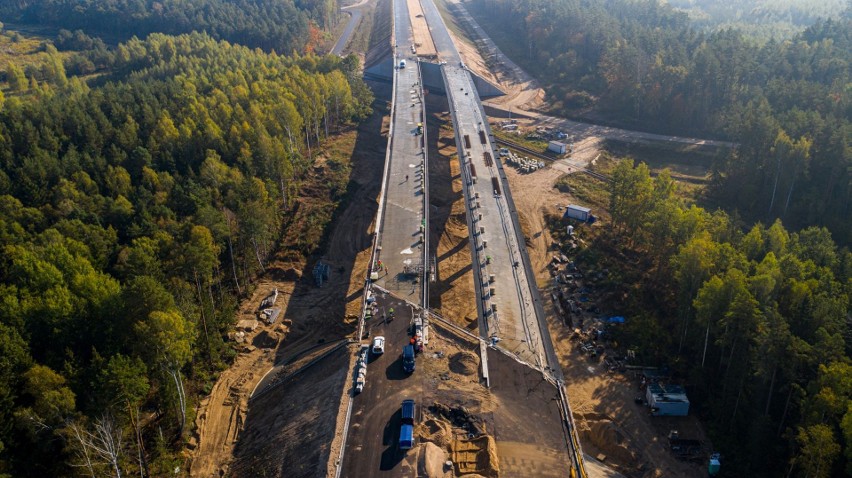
[[331, 0, 375, 56]]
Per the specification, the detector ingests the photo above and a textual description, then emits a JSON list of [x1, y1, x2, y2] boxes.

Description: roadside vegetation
[[0, 0, 341, 53], [470, 0, 850, 244], [668, 0, 848, 40], [0, 28, 372, 476], [550, 159, 850, 477]]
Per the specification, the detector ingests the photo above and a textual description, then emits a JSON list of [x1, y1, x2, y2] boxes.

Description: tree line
[[578, 159, 850, 477], [1, 0, 340, 53], [471, 0, 850, 244], [668, 0, 848, 40], [0, 31, 372, 476]]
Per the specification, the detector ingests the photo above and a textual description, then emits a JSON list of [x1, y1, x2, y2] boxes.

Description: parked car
[[402, 345, 416, 373], [371, 336, 385, 355]]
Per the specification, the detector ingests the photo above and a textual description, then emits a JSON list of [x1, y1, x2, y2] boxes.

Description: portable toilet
[[708, 453, 721, 476]]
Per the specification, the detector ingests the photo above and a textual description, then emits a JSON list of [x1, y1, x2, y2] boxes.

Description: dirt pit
[[429, 402, 486, 436], [449, 351, 479, 375], [452, 435, 499, 477], [419, 418, 499, 478], [420, 418, 454, 448]]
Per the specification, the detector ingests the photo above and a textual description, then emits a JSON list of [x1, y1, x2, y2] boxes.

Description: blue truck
[[399, 399, 416, 451], [399, 424, 414, 451]]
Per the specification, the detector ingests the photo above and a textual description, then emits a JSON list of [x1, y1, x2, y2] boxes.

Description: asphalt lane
[[339, 0, 429, 474], [340, 292, 425, 476], [331, 9, 362, 56]]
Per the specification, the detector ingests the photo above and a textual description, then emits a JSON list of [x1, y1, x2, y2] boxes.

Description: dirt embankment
[[188, 83, 391, 477], [439, 0, 545, 113], [408, 0, 437, 58]]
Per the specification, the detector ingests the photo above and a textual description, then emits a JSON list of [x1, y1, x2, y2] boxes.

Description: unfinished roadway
[[416, 0, 585, 474], [335, 0, 588, 475], [420, 0, 555, 372]]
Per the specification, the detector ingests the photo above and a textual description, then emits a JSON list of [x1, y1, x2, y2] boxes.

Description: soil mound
[[578, 415, 637, 464], [420, 441, 448, 478], [429, 402, 485, 436], [449, 351, 478, 375]]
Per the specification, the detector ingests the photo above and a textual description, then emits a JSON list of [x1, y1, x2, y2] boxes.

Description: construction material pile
[[504, 151, 544, 173]]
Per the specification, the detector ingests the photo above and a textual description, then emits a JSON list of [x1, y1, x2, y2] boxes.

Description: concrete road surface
[[418, 0, 558, 373], [371, 0, 427, 302]]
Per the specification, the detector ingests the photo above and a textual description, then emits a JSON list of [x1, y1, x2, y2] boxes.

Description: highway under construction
[[334, 0, 589, 476]]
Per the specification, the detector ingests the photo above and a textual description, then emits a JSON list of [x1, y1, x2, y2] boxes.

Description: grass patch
[[602, 139, 717, 201], [434, 0, 470, 47], [555, 153, 618, 208], [493, 130, 549, 152], [603, 139, 718, 177], [0, 27, 83, 92], [346, 5, 375, 55], [555, 173, 609, 209]]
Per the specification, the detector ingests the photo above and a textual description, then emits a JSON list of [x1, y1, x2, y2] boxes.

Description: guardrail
[[417, 58, 430, 311], [558, 381, 589, 478]]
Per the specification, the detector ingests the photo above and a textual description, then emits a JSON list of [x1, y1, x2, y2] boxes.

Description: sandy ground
[[229, 345, 350, 478], [441, 0, 545, 112], [503, 167, 708, 478], [502, 167, 565, 288], [408, 0, 438, 58], [188, 283, 292, 477]]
